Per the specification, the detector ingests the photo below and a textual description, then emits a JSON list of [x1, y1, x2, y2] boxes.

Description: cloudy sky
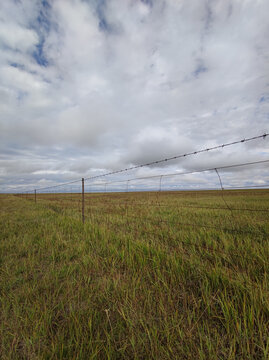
[[0, 0, 268, 192]]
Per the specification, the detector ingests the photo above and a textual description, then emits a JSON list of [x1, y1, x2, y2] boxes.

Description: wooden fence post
[[35, 189, 36, 203]]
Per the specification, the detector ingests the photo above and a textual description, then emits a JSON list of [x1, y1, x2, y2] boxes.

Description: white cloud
[[0, 22, 38, 51], [0, 0, 268, 192]]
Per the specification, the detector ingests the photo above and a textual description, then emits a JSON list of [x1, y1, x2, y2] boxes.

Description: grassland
[[0, 190, 269, 359]]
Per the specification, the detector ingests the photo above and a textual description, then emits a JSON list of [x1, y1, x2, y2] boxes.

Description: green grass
[[0, 190, 269, 359]]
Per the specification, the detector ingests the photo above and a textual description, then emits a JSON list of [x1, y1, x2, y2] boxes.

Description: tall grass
[[0, 190, 268, 359]]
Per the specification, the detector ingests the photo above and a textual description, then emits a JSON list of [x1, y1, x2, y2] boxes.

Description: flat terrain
[[0, 190, 269, 359]]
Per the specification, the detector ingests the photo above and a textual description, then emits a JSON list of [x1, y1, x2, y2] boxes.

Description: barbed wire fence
[[13, 133, 269, 238]]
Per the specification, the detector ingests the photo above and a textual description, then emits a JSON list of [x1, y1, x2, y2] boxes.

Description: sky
[[0, 0, 269, 193]]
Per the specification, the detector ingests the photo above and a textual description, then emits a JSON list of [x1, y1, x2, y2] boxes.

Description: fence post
[[159, 175, 163, 192], [82, 178, 85, 224], [35, 189, 36, 203]]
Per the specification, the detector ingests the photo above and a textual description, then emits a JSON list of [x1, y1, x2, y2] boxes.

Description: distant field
[[1, 190, 269, 359]]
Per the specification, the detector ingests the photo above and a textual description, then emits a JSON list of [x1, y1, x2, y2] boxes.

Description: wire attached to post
[[215, 168, 233, 214]]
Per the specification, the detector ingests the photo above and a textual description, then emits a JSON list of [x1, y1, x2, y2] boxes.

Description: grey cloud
[[0, 0, 268, 192]]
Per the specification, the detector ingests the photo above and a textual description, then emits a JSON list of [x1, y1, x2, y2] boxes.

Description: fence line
[[16, 158, 269, 196], [83, 133, 269, 181], [10, 134, 268, 234], [16, 160, 269, 223], [11, 132, 268, 194], [80, 159, 269, 189]]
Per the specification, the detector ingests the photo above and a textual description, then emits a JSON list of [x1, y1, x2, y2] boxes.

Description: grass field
[[0, 190, 269, 359]]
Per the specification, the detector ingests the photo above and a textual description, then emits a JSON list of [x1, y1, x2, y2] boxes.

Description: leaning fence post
[[35, 189, 36, 203], [82, 178, 85, 224], [159, 175, 163, 192]]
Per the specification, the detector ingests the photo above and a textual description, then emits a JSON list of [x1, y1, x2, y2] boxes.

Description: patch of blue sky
[[95, 0, 117, 34], [10, 62, 25, 70], [193, 63, 207, 78], [259, 95, 268, 103], [98, 16, 110, 32], [141, 0, 153, 7], [30, 0, 52, 67], [32, 40, 48, 67], [37, 0, 51, 32]]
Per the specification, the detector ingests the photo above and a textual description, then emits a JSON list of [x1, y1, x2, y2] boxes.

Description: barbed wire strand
[[84, 133, 268, 182], [12, 133, 268, 193], [83, 159, 269, 187]]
